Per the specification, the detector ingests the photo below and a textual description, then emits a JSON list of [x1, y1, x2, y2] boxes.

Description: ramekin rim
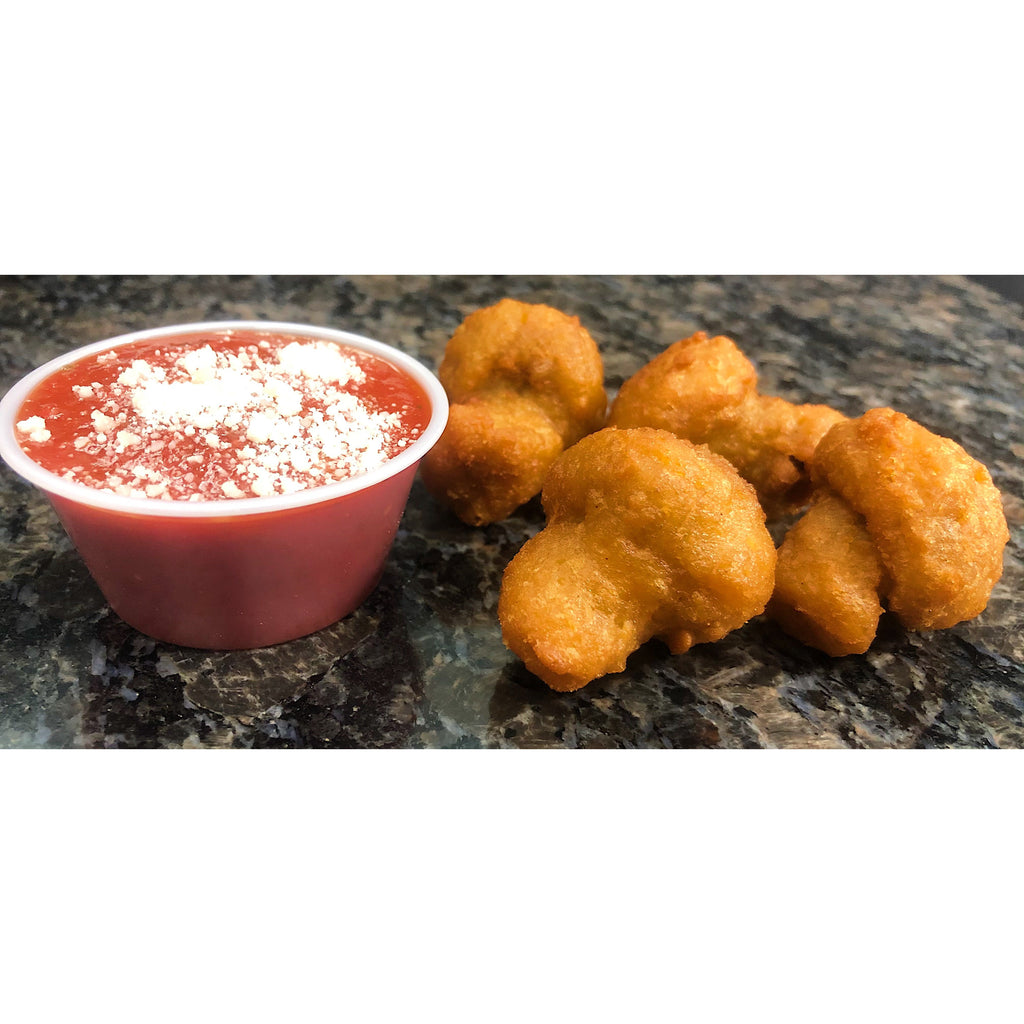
[[0, 319, 449, 518]]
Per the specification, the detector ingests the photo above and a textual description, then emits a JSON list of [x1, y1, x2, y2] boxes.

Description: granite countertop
[[1, 275, 1021, 748]]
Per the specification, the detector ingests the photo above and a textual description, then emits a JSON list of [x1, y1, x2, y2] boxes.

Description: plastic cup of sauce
[[0, 321, 448, 649]]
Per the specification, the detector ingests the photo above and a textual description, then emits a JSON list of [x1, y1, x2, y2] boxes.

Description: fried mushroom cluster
[[768, 408, 1009, 655], [609, 331, 846, 515], [420, 298, 606, 526], [421, 301, 1009, 690], [498, 427, 776, 692]]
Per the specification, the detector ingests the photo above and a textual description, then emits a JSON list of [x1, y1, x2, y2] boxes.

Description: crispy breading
[[421, 298, 606, 525], [769, 408, 1009, 654], [768, 489, 886, 656], [608, 332, 846, 515], [498, 427, 777, 691]]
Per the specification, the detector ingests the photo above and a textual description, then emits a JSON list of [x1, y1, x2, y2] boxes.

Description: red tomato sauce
[[16, 329, 431, 502]]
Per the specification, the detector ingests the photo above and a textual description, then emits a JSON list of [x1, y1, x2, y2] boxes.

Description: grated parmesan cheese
[[16, 416, 51, 443]]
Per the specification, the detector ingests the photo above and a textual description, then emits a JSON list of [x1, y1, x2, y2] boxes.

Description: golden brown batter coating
[[421, 299, 607, 525], [498, 427, 777, 692], [608, 332, 846, 515], [769, 489, 886, 656], [769, 408, 1009, 654]]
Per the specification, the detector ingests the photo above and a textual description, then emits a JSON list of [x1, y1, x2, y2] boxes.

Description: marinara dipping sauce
[[0, 322, 449, 649]]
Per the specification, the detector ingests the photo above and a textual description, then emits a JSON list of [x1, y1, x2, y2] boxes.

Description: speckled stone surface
[[1, 275, 1021, 748]]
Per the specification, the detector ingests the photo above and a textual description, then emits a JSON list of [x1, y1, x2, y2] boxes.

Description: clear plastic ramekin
[[0, 320, 449, 649]]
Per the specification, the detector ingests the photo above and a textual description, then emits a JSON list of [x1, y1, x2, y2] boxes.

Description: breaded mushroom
[[608, 332, 846, 515], [498, 427, 777, 692], [769, 407, 1009, 655], [421, 298, 607, 525]]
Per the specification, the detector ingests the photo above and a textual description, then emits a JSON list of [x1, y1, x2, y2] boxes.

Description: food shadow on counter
[[485, 632, 770, 750], [483, 608, 1020, 749], [78, 564, 428, 748]]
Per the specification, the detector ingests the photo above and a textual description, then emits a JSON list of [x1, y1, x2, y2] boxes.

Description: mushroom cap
[[811, 407, 1008, 630], [499, 427, 777, 691]]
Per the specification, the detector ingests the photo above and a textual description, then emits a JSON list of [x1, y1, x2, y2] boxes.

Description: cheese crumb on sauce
[[16, 333, 427, 502], [16, 416, 51, 444]]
